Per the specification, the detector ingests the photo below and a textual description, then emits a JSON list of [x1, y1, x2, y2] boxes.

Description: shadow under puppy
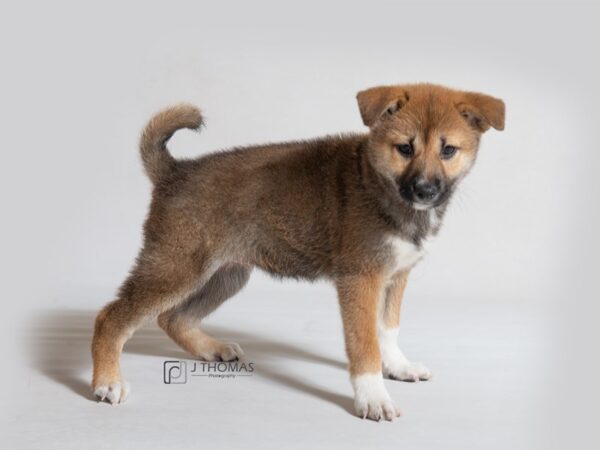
[[92, 83, 504, 420]]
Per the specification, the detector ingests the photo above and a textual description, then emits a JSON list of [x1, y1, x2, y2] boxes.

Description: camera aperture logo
[[163, 360, 255, 384]]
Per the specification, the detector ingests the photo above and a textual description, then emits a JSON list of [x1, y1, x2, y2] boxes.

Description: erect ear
[[356, 86, 409, 127], [456, 91, 505, 132]]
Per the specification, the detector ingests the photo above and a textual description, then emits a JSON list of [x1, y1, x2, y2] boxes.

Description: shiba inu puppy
[[91, 83, 504, 420]]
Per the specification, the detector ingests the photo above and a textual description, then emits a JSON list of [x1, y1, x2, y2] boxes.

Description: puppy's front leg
[[337, 273, 401, 421], [380, 270, 432, 382]]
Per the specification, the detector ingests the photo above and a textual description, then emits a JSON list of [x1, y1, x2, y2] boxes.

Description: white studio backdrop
[[1, 1, 598, 449]]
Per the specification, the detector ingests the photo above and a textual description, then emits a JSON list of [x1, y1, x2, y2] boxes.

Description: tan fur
[[337, 272, 385, 376], [382, 270, 410, 329], [91, 83, 504, 416]]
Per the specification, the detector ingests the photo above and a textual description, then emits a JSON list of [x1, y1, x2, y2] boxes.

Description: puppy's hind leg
[[91, 250, 218, 404], [158, 263, 251, 361]]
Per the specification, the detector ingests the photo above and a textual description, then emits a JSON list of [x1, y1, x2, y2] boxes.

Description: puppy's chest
[[381, 209, 441, 274], [384, 236, 431, 273]]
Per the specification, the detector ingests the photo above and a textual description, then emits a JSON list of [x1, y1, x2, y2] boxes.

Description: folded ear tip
[[356, 88, 372, 100], [495, 99, 506, 130], [497, 98, 506, 112]]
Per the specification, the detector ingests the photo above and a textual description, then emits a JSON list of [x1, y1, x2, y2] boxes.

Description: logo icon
[[163, 359, 255, 383], [163, 360, 187, 384]]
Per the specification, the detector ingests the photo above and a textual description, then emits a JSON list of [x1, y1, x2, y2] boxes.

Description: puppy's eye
[[395, 143, 414, 158], [440, 145, 458, 159]]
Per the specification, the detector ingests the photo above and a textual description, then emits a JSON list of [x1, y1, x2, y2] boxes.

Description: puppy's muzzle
[[412, 178, 440, 203], [400, 176, 445, 209]]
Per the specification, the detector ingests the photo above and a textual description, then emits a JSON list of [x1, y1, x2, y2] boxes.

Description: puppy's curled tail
[[139, 104, 203, 184]]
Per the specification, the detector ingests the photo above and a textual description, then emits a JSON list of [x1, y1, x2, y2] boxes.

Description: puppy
[[92, 83, 504, 420]]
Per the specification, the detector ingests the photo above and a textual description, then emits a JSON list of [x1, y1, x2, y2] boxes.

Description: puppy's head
[[357, 83, 504, 210]]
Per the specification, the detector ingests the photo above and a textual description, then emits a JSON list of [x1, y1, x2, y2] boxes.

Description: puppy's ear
[[356, 86, 409, 127], [456, 92, 505, 132]]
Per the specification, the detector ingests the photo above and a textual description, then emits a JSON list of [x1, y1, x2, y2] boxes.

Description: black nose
[[412, 178, 439, 202]]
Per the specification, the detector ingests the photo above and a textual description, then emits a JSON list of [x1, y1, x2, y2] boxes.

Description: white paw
[[384, 360, 432, 382], [199, 341, 244, 362], [379, 327, 432, 382], [93, 381, 130, 404], [219, 342, 244, 361], [352, 373, 401, 421]]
